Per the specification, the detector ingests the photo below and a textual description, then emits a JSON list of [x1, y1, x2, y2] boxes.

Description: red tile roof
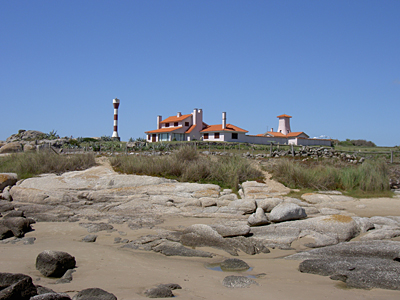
[[160, 114, 192, 124], [145, 127, 182, 134], [287, 132, 309, 138], [277, 114, 292, 118], [185, 125, 196, 133], [200, 124, 248, 133]]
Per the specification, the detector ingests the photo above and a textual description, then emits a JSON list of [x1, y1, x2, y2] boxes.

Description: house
[[145, 109, 332, 146]]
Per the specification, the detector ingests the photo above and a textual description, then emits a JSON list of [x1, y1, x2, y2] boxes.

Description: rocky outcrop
[[0, 173, 18, 192], [269, 202, 307, 223], [36, 250, 76, 278], [0, 272, 37, 300]]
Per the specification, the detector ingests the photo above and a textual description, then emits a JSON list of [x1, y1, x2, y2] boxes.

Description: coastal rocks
[[72, 288, 117, 300], [144, 285, 175, 298], [31, 293, 71, 300], [82, 234, 97, 242], [79, 222, 114, 233], [247, 207, 269, 226], [0, 272, 37, 300], [0, 216, 35, 239], [227, 200, 256, 214], [292, 241, 400, 290], [151, 240, 214, 257], [0, 142, 22, 153], [269, 202, 307, 223], [222, 275, 258, 288], [0, 173, 18, 192], [220, 258, 250, 271], [36, 250, 76, 277]]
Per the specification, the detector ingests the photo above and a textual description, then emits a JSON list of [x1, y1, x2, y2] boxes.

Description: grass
[[110, 145, 264, 191], [266, 158, 391, 197], [0, 152, 97, 179]]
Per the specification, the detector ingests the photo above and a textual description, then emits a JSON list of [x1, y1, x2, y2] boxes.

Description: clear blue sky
[[1, 0, 399, 146]]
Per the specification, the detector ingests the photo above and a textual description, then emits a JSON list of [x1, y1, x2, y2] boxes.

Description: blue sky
[[1, 1, 399, 146]]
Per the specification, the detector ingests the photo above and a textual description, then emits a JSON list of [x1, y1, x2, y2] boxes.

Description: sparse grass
[[0, 152, 97, 179], [266, 158, 391, 197], [110, 145, 264, 191]]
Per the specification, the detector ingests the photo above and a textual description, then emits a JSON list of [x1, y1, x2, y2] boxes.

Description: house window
[[165, 123, 170, 127], [185, 122, 189, 127], [232, 133, 238, 139], [174, 122, 178, 127], [147, 135, 150, 140], [214, 133, 220, 139], [204, 133, 209, 140]]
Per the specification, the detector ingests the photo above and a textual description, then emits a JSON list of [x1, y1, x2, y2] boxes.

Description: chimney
[[222, 112, 226, 129], [192, 109, 197, 125], [157, 115, 162, 129], [270, 128, 273, 132], [177, 112, 181, 117]]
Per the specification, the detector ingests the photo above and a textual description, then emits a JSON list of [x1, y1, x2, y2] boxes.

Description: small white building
[[145, 109, 332, 146]]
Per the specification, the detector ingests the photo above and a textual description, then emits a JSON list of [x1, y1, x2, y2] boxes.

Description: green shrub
[[267, 158, 389, 193], [110, 146, 263, 191], [0, 152, 96, 179]]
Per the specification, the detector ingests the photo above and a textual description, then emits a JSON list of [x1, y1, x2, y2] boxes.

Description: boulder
[[222, 275, 258, 288], [227, 200, 256, 214], [72, 288, 117, 300], [82, 235, 97, 242], [0, 216, 35, 238], [248, 207, 269, 226], [144, 285, 174, 298], [31, 293, 71, 300], [0, 142, 22, 153], [1, 186, 12, 201], [269, 202, 307, 223], [0, 173, 18, 192], [0, 200, 14, 212], [255, 198, 283, 212], [211, 224, 250, 237], [220, 258, 250, 271], [151, 240, 214, 258], [36, 250, 76, 277], [0, 272, 37, 300]]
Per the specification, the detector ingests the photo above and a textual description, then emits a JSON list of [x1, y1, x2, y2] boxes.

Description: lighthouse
[[112, 98, 120, 140]]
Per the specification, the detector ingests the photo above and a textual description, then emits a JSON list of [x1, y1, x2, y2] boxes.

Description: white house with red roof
[[145, 109, 331, 146]]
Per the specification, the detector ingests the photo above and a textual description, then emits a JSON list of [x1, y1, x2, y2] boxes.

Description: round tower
[[112, 98, 120, 140]]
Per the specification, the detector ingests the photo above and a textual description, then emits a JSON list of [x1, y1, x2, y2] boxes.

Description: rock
[[1, 186, 12, 201], [79, 222, 114, 233], [0, 200, 14, 212], [152, 240, 213, 257], [0, 173, 18, 192], [200, 197, 217, 207], [301, 193, 353, 204], [158, 283, 182, 290], [0, 272, 37, 300], [220, 258, 250, 271], [227, 200, 256, 214], [0, 142, 22, 154], [24, 144, 37, 152], [211, 224, 250, 237], [82, 235, 97, 242], [144, 285, 174, 298], [299, 257, 400, 290], [255, 198, 283, 212], [0, 216, 35, 238], [31, 293, 72, 300], [36, 285, 56, 294], [269, 202, 307, 223], [248, 207, 269, 226], [222, 275, 258, 288], [359, 228, 400, 241], [36, 250, 76, 278], [55, 269, 75, 284], [72, 288, 117, 300]]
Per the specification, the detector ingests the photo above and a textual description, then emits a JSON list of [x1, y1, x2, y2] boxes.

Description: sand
[[2, 211, 400, 300]]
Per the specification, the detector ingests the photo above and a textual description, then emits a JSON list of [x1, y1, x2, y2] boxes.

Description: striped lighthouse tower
[[112, 98, 120, 140]]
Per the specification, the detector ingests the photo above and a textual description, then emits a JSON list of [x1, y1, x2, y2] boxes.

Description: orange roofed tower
[[277, 114, 292, 135]]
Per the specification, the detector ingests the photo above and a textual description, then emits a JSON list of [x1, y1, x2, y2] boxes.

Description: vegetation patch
[[110, 146, 264, 192], [266, 158, 391, 196], [0, 152, 96, 179]]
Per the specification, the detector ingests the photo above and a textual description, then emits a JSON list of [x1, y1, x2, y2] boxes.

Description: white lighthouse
[[112, 98, 120, 140], [277, 114, 291, 135]]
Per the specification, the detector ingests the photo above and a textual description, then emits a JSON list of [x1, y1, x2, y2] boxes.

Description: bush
[[267, 158, 389, 193], [110, 146, 263, 191], [0, 152, 97, 179]]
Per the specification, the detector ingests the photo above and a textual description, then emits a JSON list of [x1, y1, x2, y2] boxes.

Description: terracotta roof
[[277, 114, 292, 118], [200, 124, 248, 133], [264, 131, 287, 137], [145, 127, 182, 134], [185, 125, 196, 133], [287, 132, 309, 138], [160, 114, 192, 124]]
